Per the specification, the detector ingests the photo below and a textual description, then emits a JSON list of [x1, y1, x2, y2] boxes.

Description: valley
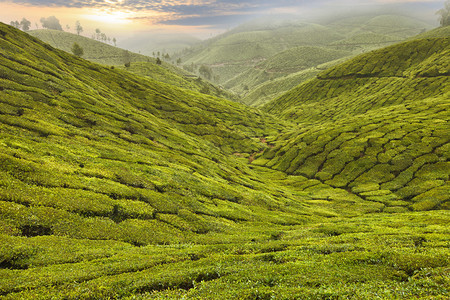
[[0, 10, 448, 300]]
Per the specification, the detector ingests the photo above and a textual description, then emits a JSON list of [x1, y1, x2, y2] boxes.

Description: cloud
[[6, 0, 443, 27]]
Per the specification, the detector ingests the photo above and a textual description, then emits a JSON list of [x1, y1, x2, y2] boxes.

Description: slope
[[178, 14, 432, 98], [0, 23, 448, 299], [258, 36, 449, 213], [28, 29, 238, 101], [242, 57, 350, 107], [226, 46, 351, 99], [28, 29, 149, 66], [1, 22, 310, 246], [121, 32, 201, 56], [179, 21, 342, 84]]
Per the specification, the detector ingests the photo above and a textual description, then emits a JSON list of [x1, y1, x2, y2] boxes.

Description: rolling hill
[[178, 14, 433, 106], [0, 22, 448, 299], [120, 32, 201, 56], [28, 29, 149, 66], [260, 35, 449, 212], [226, 47, 352, 101], [28, 29, 237, 101]]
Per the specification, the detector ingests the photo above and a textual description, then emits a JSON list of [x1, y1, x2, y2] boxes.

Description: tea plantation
[[0, 22, 448, 299]]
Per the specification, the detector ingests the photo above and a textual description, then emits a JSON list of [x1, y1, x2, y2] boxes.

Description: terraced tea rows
[[256, 97, 449, 212], [0, 22, 448, 299]]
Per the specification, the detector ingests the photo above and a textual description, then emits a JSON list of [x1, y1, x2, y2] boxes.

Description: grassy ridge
[[28, 29, 239, 101], [28, 29, 149, 66], [259, 36, 449, 213], [242, 57, 351, 107], [1, 22, 306, 248], [226, 46, 352, 99], [264, 37, 450, 123], [179, 14, 432, 106], [0, 23, 449, 299]]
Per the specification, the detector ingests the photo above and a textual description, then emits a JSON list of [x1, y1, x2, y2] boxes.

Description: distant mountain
[[177, 14, 433, 105], [120, 33, 201, 56]]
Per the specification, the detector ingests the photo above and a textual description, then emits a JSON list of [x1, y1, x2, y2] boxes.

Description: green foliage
[[39, 16, 62, 31], [179, 14, 431, 103], [28, 29, 148, 66], [20, 18, 31, 31], [437, 0, 450, 27], [71, 42, 83, 57], [0, 21, 448, 299]]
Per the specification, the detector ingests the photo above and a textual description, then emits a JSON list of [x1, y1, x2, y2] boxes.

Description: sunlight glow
[[84, 9, 134, 25]]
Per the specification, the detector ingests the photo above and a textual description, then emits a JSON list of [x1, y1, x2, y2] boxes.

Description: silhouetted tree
[[199, 65, 212, 80], [40, 16, 63, 30], [71, 42, 84, 57], [156, 57, 162, 65], [95, 28, 101, 40], [10, 21, 19, 28], [112, 37, 117, 46], [20, 18, 31, 31], [123, 50, 131, 66], [437, 0, 450, 26], [75, 21, 83, 35]]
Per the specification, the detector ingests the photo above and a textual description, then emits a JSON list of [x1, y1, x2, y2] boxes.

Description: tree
[[75, 21, 83, 35], [437, 0, 450, 26], [10, 21, 19, 28], [112, 38, 117, 46], [71, 43, 84, 57], [122, 50, 131, 66], [40, 16, 63, 31], [176, 58, 182, 65], [156, 57, 162, 65], [164, 53, 170, 60], [199, 65, 212, 80], [95, 28, 101, 40], [20, 18, 31, 31]]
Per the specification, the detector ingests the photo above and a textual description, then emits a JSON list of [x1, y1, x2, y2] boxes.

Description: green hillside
[[121, 33, 201, 56], [264, 37, 450, 123], [226, 47, 351, 98], [178, 14, 432, 107], [242, 57, 351, 107], [179, 22, 342, 83], [260, 36, 449, 212], [327, 14, 430, 38], [28, 29, 237, 101], [28, 29, 149, 65], [0, 23, 449, 299]]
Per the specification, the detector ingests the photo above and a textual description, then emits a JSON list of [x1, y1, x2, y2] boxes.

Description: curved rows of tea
[[256, 97, 449, 212], [0, 22, 448, 299]]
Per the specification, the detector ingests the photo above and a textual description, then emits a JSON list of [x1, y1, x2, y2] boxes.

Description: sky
[[0, 0, 444, 39]]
